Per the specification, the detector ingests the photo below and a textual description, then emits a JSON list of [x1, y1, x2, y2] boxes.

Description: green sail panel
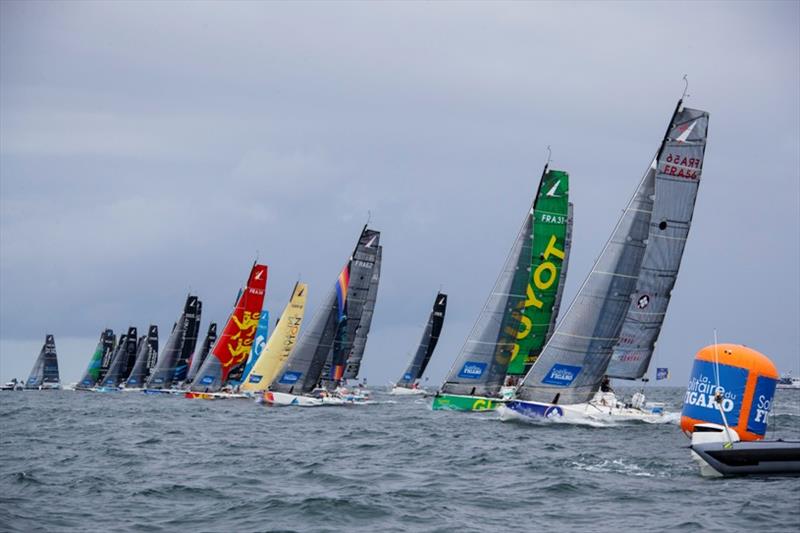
[[506, 170, 570, 375]]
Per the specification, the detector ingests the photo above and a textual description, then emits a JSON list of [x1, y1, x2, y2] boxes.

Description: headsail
[[145, 295, 197, 389], [439, 207, 533, 397], [397, 292, 447, 387], [190, 263, 268, 392], [236, 309, 270, 384], [507, 169, 571, 375], [77, 329, 115, 389], [185, 323, 217, 384], [124, 325, 159, 388], [241, 282, 307, 392], [25, 334, 59, 389], [606, 105, 709, 379], [344, 240, 382, 380], [101, 328, 138, 387]]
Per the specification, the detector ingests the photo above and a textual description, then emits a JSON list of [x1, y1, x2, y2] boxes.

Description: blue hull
[[505, 400, 564, 419]]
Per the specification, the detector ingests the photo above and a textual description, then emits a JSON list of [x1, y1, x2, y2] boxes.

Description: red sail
[[212, 263, 268, 383]]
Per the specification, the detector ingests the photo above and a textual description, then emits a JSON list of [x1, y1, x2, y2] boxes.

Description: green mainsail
[[506, 169, 570, 375]]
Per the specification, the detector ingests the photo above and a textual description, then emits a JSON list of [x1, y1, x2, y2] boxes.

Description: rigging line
[[712, 330, 735, 446], [681, 74, 690, 101]]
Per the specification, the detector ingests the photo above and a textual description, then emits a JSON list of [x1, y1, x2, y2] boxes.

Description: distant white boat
[[777, 372, 800, 390]]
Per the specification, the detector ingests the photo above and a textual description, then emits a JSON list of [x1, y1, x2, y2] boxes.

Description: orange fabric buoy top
[[681, 344, 779, 441]]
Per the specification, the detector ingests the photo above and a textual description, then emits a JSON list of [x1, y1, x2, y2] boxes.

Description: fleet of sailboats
[[10, 96, 717, 429]]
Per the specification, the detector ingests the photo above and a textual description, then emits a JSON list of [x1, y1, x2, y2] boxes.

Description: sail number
[[662, 153, 701, 180]]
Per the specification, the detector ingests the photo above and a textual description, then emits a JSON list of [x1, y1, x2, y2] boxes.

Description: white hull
[[389, 385, 427, 396], [500, 391, 668, 424], [261, 391, 346, 407]]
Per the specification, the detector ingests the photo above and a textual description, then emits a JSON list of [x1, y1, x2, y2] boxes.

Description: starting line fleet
[[6, 95, 800, 476]]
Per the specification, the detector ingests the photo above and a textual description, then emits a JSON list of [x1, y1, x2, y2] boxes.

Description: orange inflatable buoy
[[681, 344, 779, 441]]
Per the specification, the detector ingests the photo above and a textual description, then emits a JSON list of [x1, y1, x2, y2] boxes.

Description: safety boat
[[0, 379, 23, 391], [682, 344, 800, 477], [391, 292, 447, 396], [503, 96, 709, 422]]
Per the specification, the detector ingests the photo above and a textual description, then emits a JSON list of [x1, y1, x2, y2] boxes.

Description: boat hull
[[691, 441, 800, 477], [390, 386, 427, 396], [261, 391, 344, 407], [431, 394, 503, 411], [501, 397, 665, 422]]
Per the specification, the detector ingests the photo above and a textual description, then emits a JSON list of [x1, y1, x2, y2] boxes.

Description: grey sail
[[398, 292, 447, 387], [98, 330, 118, 382], [545, 203, 574, 341], [343, 243, 383, 380], [606, 105, 709, 379], [323, 228, 381, 385], [77, 328, 115, 389], [25, 334, 59, 388], [516, 127, 676, 405], [146, 311, 190, 389], [270, 284, 339, 395], [145, 325, 159, 372], [101, 328, 138, 387], [185, 322, 217, 384], [440, 210, 533, 397], [174, 297, 201, 383], [124, 325, 159, 388]]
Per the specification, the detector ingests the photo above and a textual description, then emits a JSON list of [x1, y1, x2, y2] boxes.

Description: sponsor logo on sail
[[637, 294, 650, 309], [545, 180, 562, 198], [458, 361, 487, 379], [199, 376, 214, 385], [541, 364, 581, 386], [279, 371, 302, 384], [248, 374, 263, 383], [403, 372, 413, 382]]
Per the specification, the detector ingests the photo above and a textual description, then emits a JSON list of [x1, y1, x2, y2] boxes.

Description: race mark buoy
[[681, 344, 778, 441]]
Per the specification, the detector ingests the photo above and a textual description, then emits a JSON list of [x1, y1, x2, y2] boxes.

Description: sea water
[[1, 388, 798, 532]]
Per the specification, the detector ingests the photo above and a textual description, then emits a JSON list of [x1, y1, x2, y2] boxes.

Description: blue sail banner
[[237, 309, 270, 384]]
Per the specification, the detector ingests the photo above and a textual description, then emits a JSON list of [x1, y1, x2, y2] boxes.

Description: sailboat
[[240, 282, 307, 394], [76, 329, 116, 390], [263, 227, 381, 407], [432, 167, 571, 411], [186, 263, 268, 398], [24, 334, 61, 390], [144, 295, 200, 393], [501, 99, 709, 423], [184, 323, 218, 385], [390, 292, 447, 395], [96, 328, 138, 391], [122, 325, 159, 390]]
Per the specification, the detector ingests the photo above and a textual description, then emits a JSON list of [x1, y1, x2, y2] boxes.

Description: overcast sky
[[1, 1, 798, 387]]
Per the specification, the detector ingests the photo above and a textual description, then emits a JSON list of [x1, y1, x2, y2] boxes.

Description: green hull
[[431, 394, 504, 411]]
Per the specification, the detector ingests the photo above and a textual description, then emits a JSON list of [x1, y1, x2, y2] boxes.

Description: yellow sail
[[240, 282, 307, 392]]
